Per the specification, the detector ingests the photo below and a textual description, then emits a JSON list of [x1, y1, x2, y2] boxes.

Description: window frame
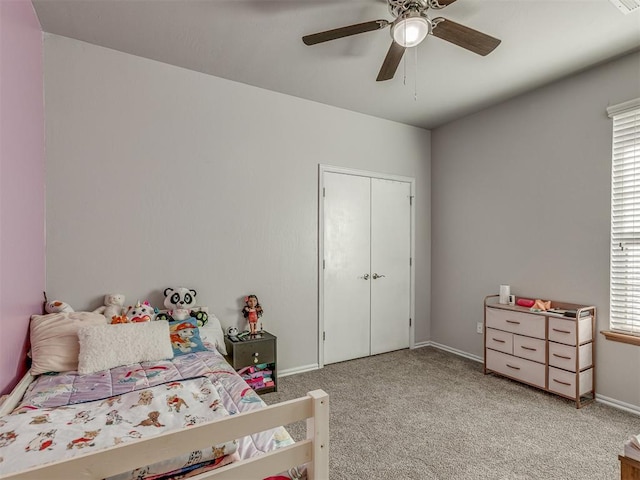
[[606, 98, 640, 345]]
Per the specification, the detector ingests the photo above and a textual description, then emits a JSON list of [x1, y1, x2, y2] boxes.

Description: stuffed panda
[[163, 287, 197, 310]]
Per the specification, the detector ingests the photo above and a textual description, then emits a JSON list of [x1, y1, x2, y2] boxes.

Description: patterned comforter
[[0, 349, 299, 479]]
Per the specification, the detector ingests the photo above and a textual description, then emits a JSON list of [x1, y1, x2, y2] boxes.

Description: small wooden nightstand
[[224, 331, 277, 394]]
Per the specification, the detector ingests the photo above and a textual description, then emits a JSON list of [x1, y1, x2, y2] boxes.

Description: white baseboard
[[413, 340, 483, 363], [596, 394, 640, 416], [278, 363, 319, 378], [414, 341, 640, 415]]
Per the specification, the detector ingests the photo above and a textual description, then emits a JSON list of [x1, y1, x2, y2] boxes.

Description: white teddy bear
[[93, 293, 125, 322]]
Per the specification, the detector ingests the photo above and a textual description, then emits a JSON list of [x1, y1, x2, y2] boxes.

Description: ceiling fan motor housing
[[388, 0, 448, 17]]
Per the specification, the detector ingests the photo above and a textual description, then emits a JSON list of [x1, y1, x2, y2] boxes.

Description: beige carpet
[[262, 347, 640, 480]]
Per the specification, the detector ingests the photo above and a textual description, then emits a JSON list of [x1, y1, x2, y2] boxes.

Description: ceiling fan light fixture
[[392, 12, 430, 47]]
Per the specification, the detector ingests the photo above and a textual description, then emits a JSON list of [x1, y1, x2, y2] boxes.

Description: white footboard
[[0, 389, 329, 480]]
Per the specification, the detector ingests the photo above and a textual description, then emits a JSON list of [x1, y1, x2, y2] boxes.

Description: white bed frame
[[0, 374, 329, 480]]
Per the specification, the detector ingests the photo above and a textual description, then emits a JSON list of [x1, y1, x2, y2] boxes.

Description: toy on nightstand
[[227, 326, 239, 342], [242, 294, 263, 335]]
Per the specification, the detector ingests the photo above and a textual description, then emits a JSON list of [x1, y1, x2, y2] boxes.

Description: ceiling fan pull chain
[[414, 44, 418, 101], [403, 21, 407, 86]]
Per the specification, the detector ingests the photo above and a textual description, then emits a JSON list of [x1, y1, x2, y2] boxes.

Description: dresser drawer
[[548, 317, 593, 346], [486, 349, 545, 389], [232, 339, 275, 367], [486, 308, 545, 339], [548, 366, 593, 399], [513, 335, 546, 363], [486, 328, 513, 354], [548, 342, 592, 372]]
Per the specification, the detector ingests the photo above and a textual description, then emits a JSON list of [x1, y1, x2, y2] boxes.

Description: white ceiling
[[32, 0, 640, 130]]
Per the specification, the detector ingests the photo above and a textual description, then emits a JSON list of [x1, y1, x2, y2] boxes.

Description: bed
[[0, 309, 329, 480]]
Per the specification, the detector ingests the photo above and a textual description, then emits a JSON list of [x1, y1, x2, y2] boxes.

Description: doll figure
[[242, 295, 263, 334]]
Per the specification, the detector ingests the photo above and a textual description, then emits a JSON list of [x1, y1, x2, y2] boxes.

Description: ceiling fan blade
[[376, 41, 406, 82], [302, 20, 390, 46], [431, 18, 501, 56]]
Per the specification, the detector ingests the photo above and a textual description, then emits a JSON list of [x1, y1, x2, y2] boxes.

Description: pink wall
[[0, 0, 45, 395]]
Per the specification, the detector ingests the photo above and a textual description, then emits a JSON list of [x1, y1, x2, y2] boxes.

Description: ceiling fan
[[302, 0, 501, 82]]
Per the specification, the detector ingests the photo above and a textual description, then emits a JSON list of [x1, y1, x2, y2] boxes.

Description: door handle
[[361, 274, 370, 280], [372, 273, 386, 279]]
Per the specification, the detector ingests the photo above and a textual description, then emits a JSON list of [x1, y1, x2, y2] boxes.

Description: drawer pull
[[506, 320, 521, 325], [553, 353, 571, 360], [552, 328, 571, 334], [520, 346, 537, 351], [491, 338, 506, 343], [553, 378, 571, 386], [506, 364, 521, 370]]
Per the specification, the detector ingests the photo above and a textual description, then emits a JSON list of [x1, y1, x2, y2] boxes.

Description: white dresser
[[484, 295, 596, 408]]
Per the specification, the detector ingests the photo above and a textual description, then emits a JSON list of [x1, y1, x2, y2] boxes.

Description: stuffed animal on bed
[[163, 287, 198, 311], [125, 301, 156, 323], [92, 293, 125, 322], [156, 287, 208, 325], [44, 300, 74, 314]]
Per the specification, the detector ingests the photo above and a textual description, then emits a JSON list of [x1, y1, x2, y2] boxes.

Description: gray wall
[[43, 34, 431, 373], [431, 51, 640, 408]]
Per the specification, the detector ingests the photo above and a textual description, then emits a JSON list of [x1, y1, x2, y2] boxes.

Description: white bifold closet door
[[323, 171, 411, 365]]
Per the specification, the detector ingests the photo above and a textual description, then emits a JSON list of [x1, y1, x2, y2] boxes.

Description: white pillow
[[30, 311, 107, 375], [199, 313, 227, 355], [77, 321, 174, 374]]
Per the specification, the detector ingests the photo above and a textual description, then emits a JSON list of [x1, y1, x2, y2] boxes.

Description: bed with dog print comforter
[[0, 349, 299, 480]]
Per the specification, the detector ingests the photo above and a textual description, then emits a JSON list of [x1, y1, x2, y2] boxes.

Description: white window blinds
[[609, 98, 640, 335]]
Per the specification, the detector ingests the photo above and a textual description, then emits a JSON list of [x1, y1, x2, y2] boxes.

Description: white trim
[[426, 341, 484, 363], [607, 97, 640, 118], [318, 164, 416, 368], [279, 363, 319, 378], [596, 394, 640, 416]]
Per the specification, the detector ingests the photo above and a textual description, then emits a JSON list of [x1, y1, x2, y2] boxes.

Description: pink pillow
[[29, 311, 107, 375]]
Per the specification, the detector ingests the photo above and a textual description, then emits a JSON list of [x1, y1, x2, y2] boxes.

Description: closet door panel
[[323, 172, 371, 364], [370, 178, 411, 355]]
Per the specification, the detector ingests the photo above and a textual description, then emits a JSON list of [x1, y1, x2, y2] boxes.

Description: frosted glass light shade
[[393, 15, 429, 47]]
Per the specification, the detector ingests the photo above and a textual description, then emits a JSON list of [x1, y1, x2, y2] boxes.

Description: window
[[609, 98, 640, 336]]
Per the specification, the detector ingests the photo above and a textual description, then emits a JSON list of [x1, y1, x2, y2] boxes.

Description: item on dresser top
[[92, 293, 126, 322], [516, 298, 535, 308], [530, 299, 551, 311], [499, 285, 510, 304], [242, 294, 263, 335]]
